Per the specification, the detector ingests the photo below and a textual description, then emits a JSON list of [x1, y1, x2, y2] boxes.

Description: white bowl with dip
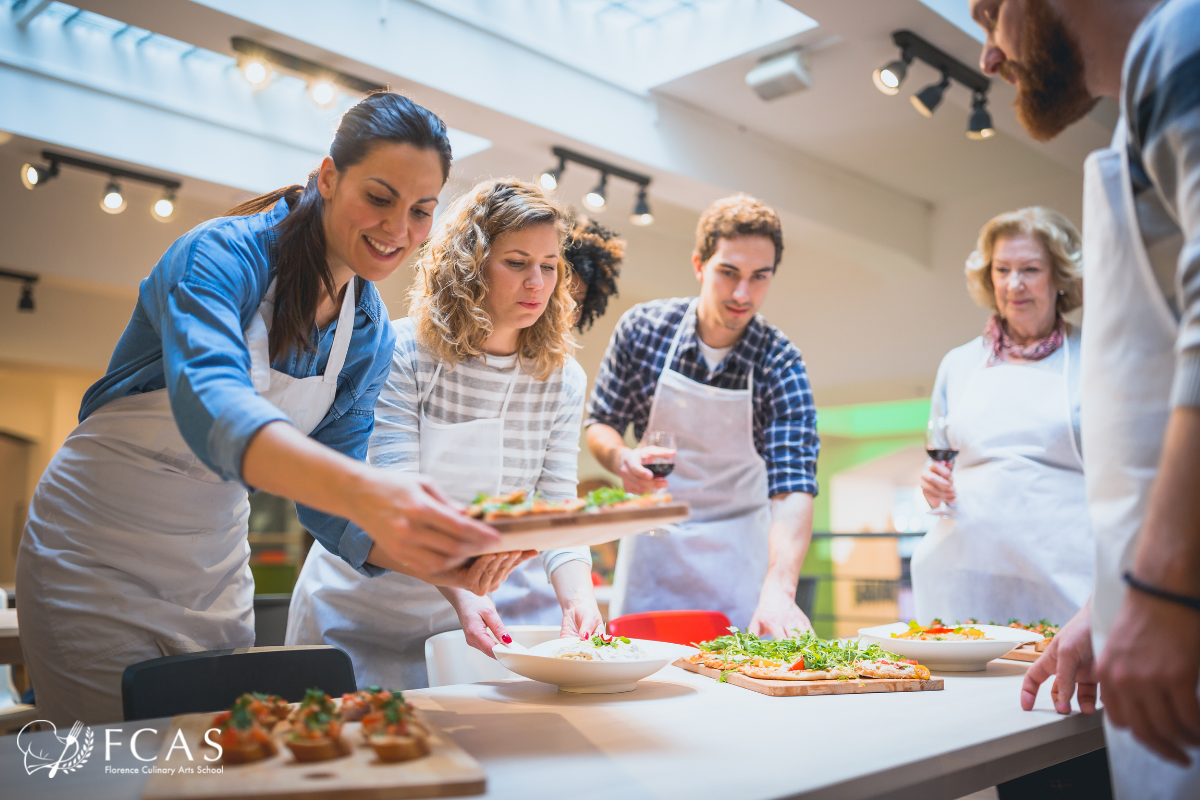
[[492, 638, 697, 693], [857, 623, 1043, 672]]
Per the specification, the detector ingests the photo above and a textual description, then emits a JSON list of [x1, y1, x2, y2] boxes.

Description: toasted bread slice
[[285, 736, 350, 763]]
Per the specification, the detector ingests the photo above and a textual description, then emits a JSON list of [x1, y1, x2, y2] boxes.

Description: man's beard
[[1004, 0, 1098, 142]]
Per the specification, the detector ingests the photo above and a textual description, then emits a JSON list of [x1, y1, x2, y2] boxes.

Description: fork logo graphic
[[17, 720, 94, 777]]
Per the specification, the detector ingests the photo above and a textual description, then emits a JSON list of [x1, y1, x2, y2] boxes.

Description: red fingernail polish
[[502, 634, 512, 644]]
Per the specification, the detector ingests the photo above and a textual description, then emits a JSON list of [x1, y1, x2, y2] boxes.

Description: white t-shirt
[[696, 338, 733, 372]]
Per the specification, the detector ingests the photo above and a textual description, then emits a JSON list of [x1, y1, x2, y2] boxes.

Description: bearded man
[[970, 0, 1200, 796]]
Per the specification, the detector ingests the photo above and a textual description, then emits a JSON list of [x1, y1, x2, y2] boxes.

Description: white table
[[1, 660, 1102, 800]]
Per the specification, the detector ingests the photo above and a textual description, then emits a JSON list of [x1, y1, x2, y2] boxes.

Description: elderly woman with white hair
[[912, 207, 1092, 626]]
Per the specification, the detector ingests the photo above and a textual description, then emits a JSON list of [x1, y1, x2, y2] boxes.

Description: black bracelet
[[1123, 571, 1200, 612]]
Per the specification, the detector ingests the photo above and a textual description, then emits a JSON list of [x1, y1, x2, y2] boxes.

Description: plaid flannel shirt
[[585, 297, 819, 498]]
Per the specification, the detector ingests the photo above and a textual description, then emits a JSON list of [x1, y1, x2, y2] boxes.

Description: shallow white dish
[[857, 623, 1043, 672], [492, 638, 697, 693]]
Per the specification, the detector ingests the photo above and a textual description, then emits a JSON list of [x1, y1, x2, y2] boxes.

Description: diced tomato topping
[[926, 627, 953, 634], [788, 657, 806, 672], [903, 659, 919, 666]]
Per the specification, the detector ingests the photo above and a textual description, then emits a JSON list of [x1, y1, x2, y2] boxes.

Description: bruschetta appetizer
[[286, 689, 348, 763]]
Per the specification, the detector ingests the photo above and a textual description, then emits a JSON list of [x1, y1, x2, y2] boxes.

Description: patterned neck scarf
[[983, 313, 1063, 366]]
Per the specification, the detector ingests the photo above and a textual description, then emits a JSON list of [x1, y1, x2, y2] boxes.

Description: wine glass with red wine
[[639, 431, 677, 491], [926, 416, 958, 517]]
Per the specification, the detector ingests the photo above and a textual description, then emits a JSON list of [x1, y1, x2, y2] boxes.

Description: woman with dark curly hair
[[564, 216, 624, 332]]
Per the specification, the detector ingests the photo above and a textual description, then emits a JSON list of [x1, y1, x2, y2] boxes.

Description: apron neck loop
[[323, 277, 357, 382]]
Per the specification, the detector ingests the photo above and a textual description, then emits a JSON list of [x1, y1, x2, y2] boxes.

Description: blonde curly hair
[[408, 178, 575, 381], [965, 207, 1083, 315]]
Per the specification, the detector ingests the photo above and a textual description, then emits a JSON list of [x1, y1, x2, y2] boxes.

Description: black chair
[[121, 645, 357, 722]]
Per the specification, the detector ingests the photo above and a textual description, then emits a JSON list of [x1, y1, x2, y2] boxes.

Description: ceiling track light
[[1, 268, 38, 313], [967, 91, 996, 140], [911, 73, 950, 118], [873, 30, 994, 141], [545, 146, 654, 225], [101, 178, 127, 214], [539, 155, 566, 192], [585, 173, 608, 211], [20, 159, 59, 190], [231, 37, 386, 106], [20, 150, 183, 217]]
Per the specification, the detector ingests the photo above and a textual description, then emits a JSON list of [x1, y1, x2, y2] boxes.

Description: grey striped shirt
[[368, 318, 591, 577], [1124, 0, 1200, 407]]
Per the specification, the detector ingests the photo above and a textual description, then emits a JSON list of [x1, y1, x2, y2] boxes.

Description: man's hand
[[613, 447, 667, 495], [441, 588, 511, 659], [748, 589, 812, 639], [1020, 601, 1096, 714], [1098, 591, 1200, 765]]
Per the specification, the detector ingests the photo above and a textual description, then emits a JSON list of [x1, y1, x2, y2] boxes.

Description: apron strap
[[419, 362, 444, 411], [322, 278, 357, 384], [659, 299, 698, 381]]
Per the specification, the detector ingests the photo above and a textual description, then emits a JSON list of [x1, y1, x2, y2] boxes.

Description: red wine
[[645, 461, 675, 479], [927, 449, 958, 464]]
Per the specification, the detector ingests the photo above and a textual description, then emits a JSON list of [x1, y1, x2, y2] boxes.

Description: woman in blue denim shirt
[[16, 93, 510, 725]]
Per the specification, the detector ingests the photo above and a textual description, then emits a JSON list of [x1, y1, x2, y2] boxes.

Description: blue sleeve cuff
[[207, 395, 291, 485], [338, 522, 388, 578]]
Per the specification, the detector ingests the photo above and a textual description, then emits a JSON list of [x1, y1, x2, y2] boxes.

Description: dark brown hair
[[226, 92, 452, 360], [564, 215, 624, 332], [694, 193, 784, 269]]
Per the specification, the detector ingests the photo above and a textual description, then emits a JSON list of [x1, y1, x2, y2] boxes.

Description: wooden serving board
[[1001, 639, 1050, 663], [674, 658, 944, 697], [141, 709, 484, 800], [476, 502, 689, 555]]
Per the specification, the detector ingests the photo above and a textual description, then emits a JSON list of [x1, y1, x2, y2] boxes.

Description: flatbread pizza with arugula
[[688, 629, 931, 682], [467, 487, 673, 522]]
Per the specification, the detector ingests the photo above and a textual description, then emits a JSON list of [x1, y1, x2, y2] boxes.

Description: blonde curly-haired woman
[[287, 178, 602, 689], [912, 206, 1093, 626]]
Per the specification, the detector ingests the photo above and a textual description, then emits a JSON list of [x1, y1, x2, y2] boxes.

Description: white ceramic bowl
[[857, 623, 1043, 672], [492, 638, 697, 693]]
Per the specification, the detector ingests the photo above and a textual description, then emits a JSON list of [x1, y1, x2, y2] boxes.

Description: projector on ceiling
[[746, 50, 811, 101]]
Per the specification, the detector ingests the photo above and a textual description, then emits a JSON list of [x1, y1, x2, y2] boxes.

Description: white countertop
[[2, 659, 1103, 800]]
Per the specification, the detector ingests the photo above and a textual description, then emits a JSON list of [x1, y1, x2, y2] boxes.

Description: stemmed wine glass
[[925, 416, 958, 517], [638, 430, 677, 491]]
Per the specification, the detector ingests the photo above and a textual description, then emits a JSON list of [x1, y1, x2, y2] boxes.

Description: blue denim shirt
[[80, 198, 395, 575]]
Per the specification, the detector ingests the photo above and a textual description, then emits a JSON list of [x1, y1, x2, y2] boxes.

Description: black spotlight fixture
[[539, 155, 566, 192], [20, 159, 59, 190], [967, 91, 996, 139], [911, 73, 950, 118], [875, 30, 994, 140], [872, 50, 911, 96], [545, 146, 653, 225], [631, 186, 654, 227], [1, 269, 38, 313]]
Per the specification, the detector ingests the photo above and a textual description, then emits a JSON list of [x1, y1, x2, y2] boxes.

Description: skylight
[[409, 0, 819, 94]]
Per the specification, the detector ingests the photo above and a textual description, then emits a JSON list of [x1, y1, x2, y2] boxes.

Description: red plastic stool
[[607, 610, 732, 646]]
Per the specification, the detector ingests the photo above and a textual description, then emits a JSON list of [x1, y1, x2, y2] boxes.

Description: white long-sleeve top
[[368, 318, 591, 578]]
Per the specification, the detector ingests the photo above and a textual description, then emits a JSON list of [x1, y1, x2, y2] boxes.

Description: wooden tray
[[1001, 639, 1050, 663], [141, 708, 484, 800], [476, 502, 690, 555], [674, 658, 944, 697]]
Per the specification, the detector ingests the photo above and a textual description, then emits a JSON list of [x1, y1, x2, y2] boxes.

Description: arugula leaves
[[583, 487, 639, 510], [696, 628, 903, 672]]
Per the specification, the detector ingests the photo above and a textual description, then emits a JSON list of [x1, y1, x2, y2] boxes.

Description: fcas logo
[[17, 719, 95, 777]]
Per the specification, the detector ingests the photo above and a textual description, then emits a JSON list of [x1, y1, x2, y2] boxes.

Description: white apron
[[287, 358, 562, 690], [1082, 129, 1200, 795], [16, 278, 355, 724], [910, 336, 1092, 625], [609, 300, 772, 629]]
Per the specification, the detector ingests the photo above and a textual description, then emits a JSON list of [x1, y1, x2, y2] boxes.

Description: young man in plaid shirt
[[586, 194, 819, 636]]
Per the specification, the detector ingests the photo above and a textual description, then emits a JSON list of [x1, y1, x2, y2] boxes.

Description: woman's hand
[[550, 560, 604, 640], [440, 588, 511, 659], [615, 447, 667, 495], [920, 461, 956, 509], [353, 470, 503, 574], [425, 550, 539, 595]]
